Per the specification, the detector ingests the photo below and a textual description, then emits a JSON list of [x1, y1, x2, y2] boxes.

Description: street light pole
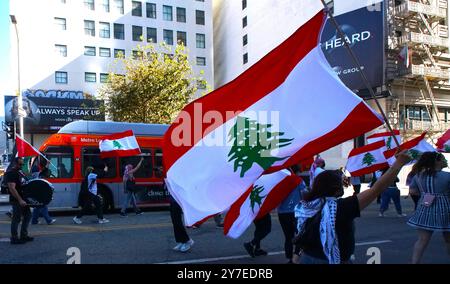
[[10, 14, 24, 138]]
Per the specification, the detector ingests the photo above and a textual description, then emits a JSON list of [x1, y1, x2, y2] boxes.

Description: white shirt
[[87, 173, 98, 195]]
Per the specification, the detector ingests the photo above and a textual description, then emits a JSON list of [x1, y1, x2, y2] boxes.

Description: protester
[[73, 165, 110, 224], [278, 178, 306, 263], [120, 157, 144, 217], [294, 150, 411, 264], [378, 167, 406, 217], [407, 152, 450, 264], [170, 195, 194, 252], [5, 157, 33, 244], [244, 213, 271, 258], [31, 160, 56, 225], [309, 156, 325, 188]]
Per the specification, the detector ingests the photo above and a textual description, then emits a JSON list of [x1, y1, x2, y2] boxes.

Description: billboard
[[320, 2, 385, 97], [5, 89, 105, 133]]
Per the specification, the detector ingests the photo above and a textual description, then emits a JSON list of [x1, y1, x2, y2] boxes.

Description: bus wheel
[[98, 186, 113, 213]]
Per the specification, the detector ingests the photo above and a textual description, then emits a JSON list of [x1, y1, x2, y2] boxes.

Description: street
[[1, 193, 449, 264]]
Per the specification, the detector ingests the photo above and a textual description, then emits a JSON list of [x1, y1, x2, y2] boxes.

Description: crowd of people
[[2, 150, 449, 264]]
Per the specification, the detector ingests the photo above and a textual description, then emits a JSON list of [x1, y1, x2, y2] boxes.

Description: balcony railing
[[411, 64, 450, 79], [395, 0, 447, 18], [403, 119, 438, 131], [398, 31, 449, 47]]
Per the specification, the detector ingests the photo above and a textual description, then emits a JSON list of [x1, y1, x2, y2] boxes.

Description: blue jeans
[[32, 206, 53, 224], [121, 191, 138, 213], [380, 187, 402, 214]]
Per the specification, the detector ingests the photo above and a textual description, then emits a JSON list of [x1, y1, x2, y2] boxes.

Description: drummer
[[4, 157, 33, 245], [31, 160, 56, 225]]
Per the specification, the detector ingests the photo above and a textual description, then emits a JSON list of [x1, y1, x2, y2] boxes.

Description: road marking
[[158, 240, 393, 264]]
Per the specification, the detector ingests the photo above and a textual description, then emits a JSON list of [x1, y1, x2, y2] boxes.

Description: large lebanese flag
[[367, 130, 401, 150], [384, 132, 436, 165], [163, 10, 383, 225], [346, 141, 389, 177], [436, 129, 450, 152], [99, 130, 141, 158], [16, 135, 42, 158], [223, 170, 301, 239]]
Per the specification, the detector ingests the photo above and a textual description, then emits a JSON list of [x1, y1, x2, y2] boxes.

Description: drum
[[22, 179, 54, 207]]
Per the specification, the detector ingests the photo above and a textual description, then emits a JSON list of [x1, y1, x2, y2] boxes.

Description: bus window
[[43, 146, 74, 178], [155, 148, 163, 178], [82, 147, 117, 178], [120, 149, 153, 178]]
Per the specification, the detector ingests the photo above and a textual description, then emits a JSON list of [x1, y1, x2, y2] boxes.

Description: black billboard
[[4, 89, 105, 133], [320, 3, 385, 98]]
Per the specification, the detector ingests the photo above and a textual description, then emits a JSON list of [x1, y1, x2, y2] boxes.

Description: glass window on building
[[196, 33, 205, 49], [196, 57, 206, 66], [163, 29, 173, 45], [242, 0, 247, 10], [177, 31, 187, 46], [100, 73, 109, 83], [132, 1, 142, 16], [197, 80, 206, 89], [196, 10, 205, 25], [114, 23, 125, 39], [54, 17, 66, 31], [101, 0, 110, 12], [84, 0, 95, 10], [84, 46, 96, 56], [177, 7, 186, 23], [43, 146, 74, 179], [163, 5, 173, 21], [85, 72, 97, 83], [99, 22, 110, 38], [114, 0, 124, 14], [132, 25, 143, 41], [84, 20, 95, 36], [114, 48, 125, 58], [99, 47, 111, 57], [243, 16, 247, 28], [147, 27, 157, 43], [146, 3, 157, 18], [243, 34, 248, 46], [55, 44, 67, 57], [132, 50, 143, 59], [55, 71, 68, 84], [243, 53, 248, 64]]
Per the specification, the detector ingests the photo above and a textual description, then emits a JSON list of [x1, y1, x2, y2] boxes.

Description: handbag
[[415, 176, 435, 207]]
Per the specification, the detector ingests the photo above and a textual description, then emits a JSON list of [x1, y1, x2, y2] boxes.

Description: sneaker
[[397, 213, 407, 217], [47, 219, 56, 225], [173, 243, 183, 251], [10, 238, 25, 245], [20, 236, 34, 242], [120, 212, 127, 218], [378, 213, 384, 217], [179, 242, 192, 252], [254, 248, 268, 256], [187, 239, 194, 246], [98, 218, 110, 224], [73, 217, 82, 224], [244, 242, 256, 258], [135, 211, 144, 216]]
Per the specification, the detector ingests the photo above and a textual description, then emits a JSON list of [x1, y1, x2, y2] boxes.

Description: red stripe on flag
[[223, 186, 253, 236], [384, 132, 427, 159], [266, 102, 383, 174], [163, 11, 326, 171], [16, 135, 41, 158], [367, 130, 400, 139], [101, 130, 135, 141], [100, 148, 141, 158], [349, 163, 389, 177], [436, 129, 450, 151], [348, 141, 386, 158]]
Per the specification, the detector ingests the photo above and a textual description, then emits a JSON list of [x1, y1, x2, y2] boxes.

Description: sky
[[0, 0, 11, 117]]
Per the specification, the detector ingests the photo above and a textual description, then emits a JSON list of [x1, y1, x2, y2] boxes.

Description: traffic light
[[2, 121, 15, 140]]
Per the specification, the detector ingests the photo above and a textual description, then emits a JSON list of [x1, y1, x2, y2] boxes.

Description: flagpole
[[319, 0, 401, 148]]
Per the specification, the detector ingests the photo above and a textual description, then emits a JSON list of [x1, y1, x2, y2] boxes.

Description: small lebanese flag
[[436, 129, 450, 152], [99, 130, 141, 158], [384, 132, 435, 165], [367, 130, 401, 150], [346, 141, 389, 177], [223, 170, 301, 239], [16, 135, 42, 158]]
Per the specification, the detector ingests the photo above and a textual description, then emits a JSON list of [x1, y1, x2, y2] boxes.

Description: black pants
[[353, 184, 361, 195], [278, 212, 299, 259], [251, 214, 271, 249], [11, 202, 32, 239], [170, 199, 190, 243], [77, 192, 104, 219]]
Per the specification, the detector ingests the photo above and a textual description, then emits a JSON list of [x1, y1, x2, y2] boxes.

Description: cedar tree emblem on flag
[[362, 152, 376, 167], [113, 140, 123, 149], [249, 185, 266, 213], [228, 116, 294, 177]]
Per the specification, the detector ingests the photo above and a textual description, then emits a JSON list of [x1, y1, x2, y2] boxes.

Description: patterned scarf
[[295, 197, 340, 264]]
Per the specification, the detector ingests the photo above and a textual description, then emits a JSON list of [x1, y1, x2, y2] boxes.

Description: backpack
[[292, 204, 324, 250]]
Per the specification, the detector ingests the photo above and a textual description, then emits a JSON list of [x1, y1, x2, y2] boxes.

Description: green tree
[[408, 149, 422, 160], [250, 185, 266, 213], [113, 140, 123, 149], [362, 152, 376, 167], [228, 116, 294, 178], [99, 42, 209, 124]]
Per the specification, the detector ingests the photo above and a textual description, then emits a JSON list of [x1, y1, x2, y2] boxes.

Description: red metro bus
[[38, 120, 170, 211]]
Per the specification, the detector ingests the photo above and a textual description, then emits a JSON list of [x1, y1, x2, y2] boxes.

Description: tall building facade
[[8, 0, 213, 147]]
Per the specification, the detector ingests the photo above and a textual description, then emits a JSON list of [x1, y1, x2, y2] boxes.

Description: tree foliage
[[99, 43, 208, 124]]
